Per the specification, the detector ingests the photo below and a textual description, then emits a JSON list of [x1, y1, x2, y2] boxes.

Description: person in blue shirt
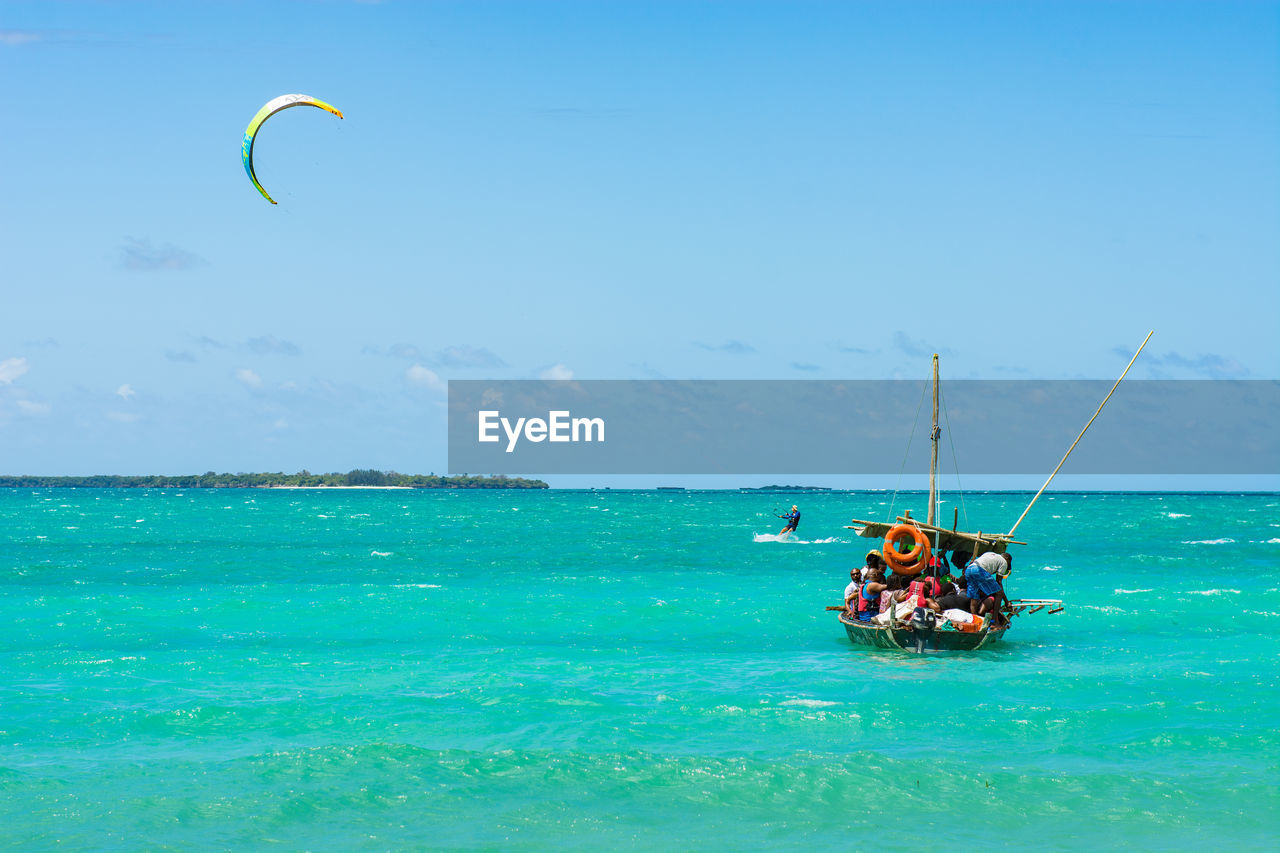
[[776, 505, 800, 538]]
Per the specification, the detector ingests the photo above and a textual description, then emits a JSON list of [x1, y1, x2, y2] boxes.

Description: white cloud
[[695, 340, 755, 354], [893, 332, 953, 359], [247, 335, 301, 356], [116, 383, 136, 400], [0, 357, 29, 385], [0, 30, 40, 46], [1126, 348, 1251, 379], [106, 411, 140, 423], [121, 238, 206, 271], [16, 399, 50, 416], [389, 343, 424, 359], [235, 368, 263, 389], [437, 345, 506, 368], [406, 364, 445, 391], [539, 363, 574, 380]]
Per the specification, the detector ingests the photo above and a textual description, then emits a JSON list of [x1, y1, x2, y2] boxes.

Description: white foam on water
[[1264, 538, 1280, 544], [1164, 512, 1190, 518], [1188, 589, 1241, 596], [779, 699, 838, 708], [1114, 589, 1154, 595], [392, 583, 441, 589], [1181, 538, 1234, 545], [370, 550, 393, 557], [753, 533, 841, 544]]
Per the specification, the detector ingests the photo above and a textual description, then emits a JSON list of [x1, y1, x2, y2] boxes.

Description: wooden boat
[[838, 610, 1007, 652], [835, 336, 1152, 653]]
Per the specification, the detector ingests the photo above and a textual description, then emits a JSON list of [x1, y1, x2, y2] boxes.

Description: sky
[[1, 0, 1277, 487]]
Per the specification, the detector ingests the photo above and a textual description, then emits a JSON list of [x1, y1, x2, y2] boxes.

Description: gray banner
[[447, 380, 1279, 475]]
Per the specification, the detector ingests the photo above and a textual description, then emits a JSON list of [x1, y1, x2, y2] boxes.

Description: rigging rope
[[939, 382, 969, 533], [886, 372, 929, 524]]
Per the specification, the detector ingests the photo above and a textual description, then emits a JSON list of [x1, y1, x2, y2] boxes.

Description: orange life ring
[[883, 524, 931, 576]]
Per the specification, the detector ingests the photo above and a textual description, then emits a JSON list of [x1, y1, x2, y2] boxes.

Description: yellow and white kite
[[241, 94, 343, 204]]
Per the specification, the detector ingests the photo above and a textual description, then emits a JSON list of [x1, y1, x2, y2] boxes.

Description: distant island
[[0, 470, 548, 489], [740, 485, 833, 492]]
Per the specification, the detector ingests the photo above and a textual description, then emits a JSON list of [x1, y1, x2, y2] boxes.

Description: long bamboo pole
[[845, 517, 1027, 546], [1005, 330, 1154, 537]]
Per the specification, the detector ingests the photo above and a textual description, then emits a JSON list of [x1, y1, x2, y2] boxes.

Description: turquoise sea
[[2, 488, 1277, 850]]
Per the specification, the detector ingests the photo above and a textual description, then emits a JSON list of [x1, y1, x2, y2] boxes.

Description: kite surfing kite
[[242, 94, 343, 204]]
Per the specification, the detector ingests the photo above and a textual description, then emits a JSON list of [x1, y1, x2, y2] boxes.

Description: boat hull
[[838, 612, 1006, 653]]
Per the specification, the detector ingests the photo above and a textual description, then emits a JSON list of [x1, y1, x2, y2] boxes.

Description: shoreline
[[264, 485, 413, 490]]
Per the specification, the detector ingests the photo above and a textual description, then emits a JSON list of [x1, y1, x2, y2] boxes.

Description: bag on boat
[[943, 608, 985, 633], [873, 596, 924, 626]]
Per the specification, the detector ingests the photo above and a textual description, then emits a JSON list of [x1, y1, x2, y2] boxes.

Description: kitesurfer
[[776, 505, 800, 538]]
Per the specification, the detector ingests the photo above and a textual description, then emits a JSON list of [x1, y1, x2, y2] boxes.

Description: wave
[[752, 533, 843, 544], [370, 550, 393, 557], [1181, 538, 1235, 545], [778, 698, 839, 708], [1164, 512, 1191, 518], [1114, 589, 1154, 595]]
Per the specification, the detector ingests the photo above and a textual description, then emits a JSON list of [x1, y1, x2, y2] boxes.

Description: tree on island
[[0, 471, 548, 489]]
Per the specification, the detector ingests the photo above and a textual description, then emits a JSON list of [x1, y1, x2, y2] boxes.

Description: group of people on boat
[[843, 546, 1013, 631]]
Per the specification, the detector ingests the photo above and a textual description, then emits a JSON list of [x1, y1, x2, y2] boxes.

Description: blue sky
[[1, 0, 1276, 485]]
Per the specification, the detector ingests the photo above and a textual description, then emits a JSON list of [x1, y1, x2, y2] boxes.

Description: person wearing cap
[[775, 505, 801, 539]]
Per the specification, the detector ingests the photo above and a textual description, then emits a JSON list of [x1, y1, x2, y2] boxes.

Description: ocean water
[[1, 488, 1277, 851]]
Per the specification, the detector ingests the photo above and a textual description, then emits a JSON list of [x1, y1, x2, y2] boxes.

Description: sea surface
[[1, 488, 1277, 851]]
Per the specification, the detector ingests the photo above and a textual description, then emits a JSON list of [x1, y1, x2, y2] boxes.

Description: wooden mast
[[927, 353, 939, 527]]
